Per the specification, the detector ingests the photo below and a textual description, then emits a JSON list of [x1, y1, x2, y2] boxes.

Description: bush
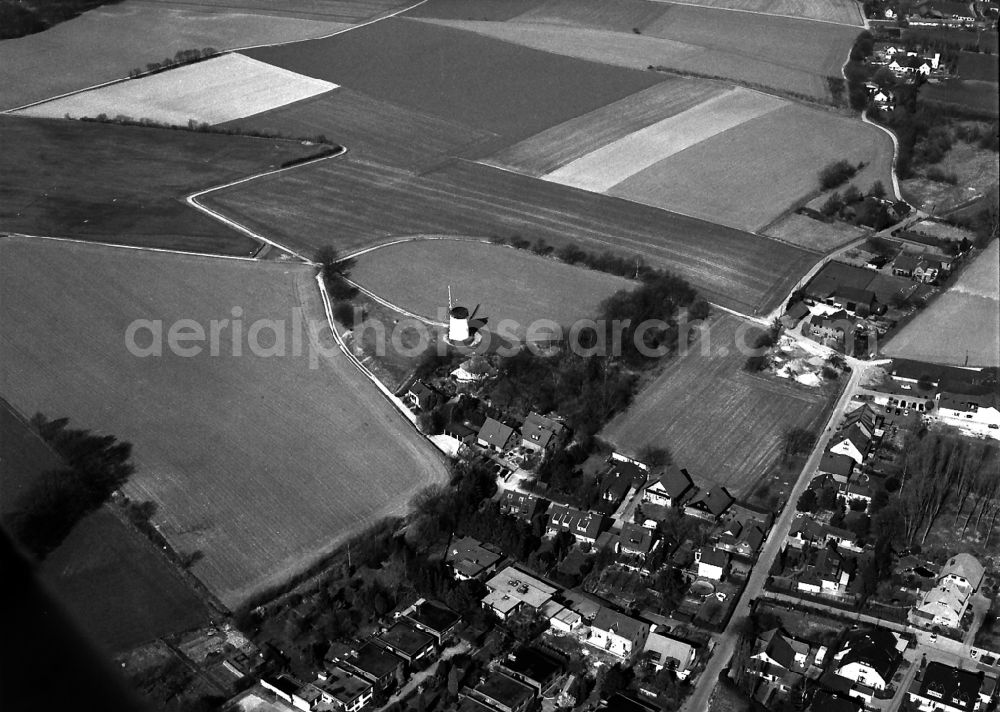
[[819, 160, 859, 190], [926, 166, 958, 184], [332, 301, 357, 327], [821, 191, 844, 217], [868, 180, 887, 199], [843, 184, 863, 204]]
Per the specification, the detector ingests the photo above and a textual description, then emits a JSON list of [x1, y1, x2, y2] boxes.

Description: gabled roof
[[939, 392, 999, 413], [499, 491, 546, 521], [699, 547, 728, 568], [521, 411, 564, 448], [836, 627, 901, 681], [446, 535, 503, 578], [756, 629, 805, 670], [834, 424, 870, 456], [819, 452, 855, 478], [939, 553, 984, 589], [547, 504, 605, 540], [478, 417, 514, 448], [893, 253, 922, 272], [835, 286, 876, 306], [807, 690, 862, 712], [686, 486, 734, 516], [915, 662, 984, 712], [648, 465, 695, 500], [591, 607, 648, 641]]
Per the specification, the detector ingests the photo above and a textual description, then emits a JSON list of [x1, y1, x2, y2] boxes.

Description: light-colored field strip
[[542, 88, 785, 193], [14, 53, 337, 125], [512, 0, 669, 31], [484, 79, 727, 176], [645, 0, 863, 26]]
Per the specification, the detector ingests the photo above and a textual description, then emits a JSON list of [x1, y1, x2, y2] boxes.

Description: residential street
[[376, 640, 471, 712], [681, 363, 866, 711]]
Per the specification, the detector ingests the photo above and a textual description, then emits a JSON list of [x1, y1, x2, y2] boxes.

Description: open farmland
[[485, 79, 726, 176], [511, 0, 668, 31], [1, 399, 210, 653], [405, 0, 545, 20], [204, 157, 819, 315], [244, 17, 665, 142], [139, 0, 409, 22], [602, 314, 834, 497], [957, 52, 999, 83], [764, 212, 867, 252], [220, 88, 498, 172], [350, 238, 637, 333], [607, 103, 895, 232], [0, 237, 447, 606], [544, 88, 786, 193], [15, 53, 338, 125], [0, 115, 322, 256], [883, 240, 1000, 368], [920, 80, 1000, 118], [417, 2, 858, 102], [634, 0, 863, 24], [0, 4, 351, 110]]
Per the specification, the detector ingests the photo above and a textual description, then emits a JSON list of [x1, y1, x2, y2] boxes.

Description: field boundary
[[1, 0, 430, 114], [0, 231, 258, 262], [643, 0, 865, 27], [185, 146, 348, 261]]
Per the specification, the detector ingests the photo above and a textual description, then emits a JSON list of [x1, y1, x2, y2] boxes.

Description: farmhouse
[[643, 465, 695, 507], [806, 280, 877, 317], [587, 607, 650, 660], [545, 503, 606, 544], [911, 553, 984, 628], [499, 491, 547, 522], [482, 566, 556, 621], [831, 627, 903, 693], [907, 661, 995, 712], [643, 628, 697, 679], [893, 254, 939, 282], [683, 485, 734, 521], [446, 535, 504, 581], [809, 311, 851, 343], [520, 412, 565, 452], [478, 418, 516, 453]]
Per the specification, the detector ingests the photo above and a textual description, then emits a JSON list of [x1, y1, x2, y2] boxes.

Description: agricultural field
[[244, 17, 665, 143], [607, 102, 895, 232], [1, 399, 210, 653], [639, 0, 863, 24], [764, 212, 867, 252], [921, 80, 1000, 118], [485, 79, 726, 176], [601, 314, 834, 498], [883, 240, 1000, 368], [404, 0, 546, 20], [139, 0, 409, 22], [220, 87, 498, 172], [0, 115, 322, 256], [545, 88, 786, 194], [0, 236, 447, 606], [15, 53, 338, 125], [0, 3, 351, 110], [204, 156, 820, 315], [903, 26, 998, 54], [349, 238, 637, 335], [957, 52, 999, 83], [416, 1, 859, 102]]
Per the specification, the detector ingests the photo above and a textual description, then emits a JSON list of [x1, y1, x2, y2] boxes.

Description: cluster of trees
[[4, 414, 135, 558], [743, 321, 780, 372], [783, 428, 818, 462], [845, 31, 877, 111], [493, 234, 666, 282], [0, 0, 117, 39], [820, 182, 901, 230], [128, 47, 218, 78], [315, 246, 358, 322], [83, 112, 337, 146], [819, 159, 863, 190]]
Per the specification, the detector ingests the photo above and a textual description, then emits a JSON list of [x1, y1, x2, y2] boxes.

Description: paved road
[[681, 363, 866, 711]]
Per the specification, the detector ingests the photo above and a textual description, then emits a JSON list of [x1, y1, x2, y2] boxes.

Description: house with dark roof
[[261, 675, 303, 706], [818, 452, 856, 484], [807, 690, 862, 712], [498, 646, 564, 693], [587, 607, 650, 660], [499, 491, 547, 522], [643, 465, 695, 508], [403, 599, 462, 644], [405, 380, 440, 411], [695, 547, 728, 581], [683, 485, 734, 521], [337, 642, 404, 692], [810, 310, 851, 343], [446, 535, 504, 581], [747, 628, 810, 692], [465, 672, 536, 712], [829, 424, 872, 465], [712, 505, 773, 558], [831, 627, 903, 693], [786, 518, 860, 553], [312, 664, 375, 712], [478, 418, 516, 453], [798, 547, 857, 595], [616, 522, 658, 559], [598, 468, 633, 513], [906, 661, 993, 712], [781, 300, 811, 329], [545, 503, 606, 544], [375, 621, 436, 664], [520, 412, 565, 452]]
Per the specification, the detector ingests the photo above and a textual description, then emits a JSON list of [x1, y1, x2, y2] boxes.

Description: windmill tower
[[448, 286, 470, 343]]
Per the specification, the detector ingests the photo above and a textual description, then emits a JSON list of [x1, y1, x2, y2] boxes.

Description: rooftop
[[315, 665, 372, 705], [343, 641, 403, 680], [479, 417, 515, 448], [446, 535, 504, 578], [474, 672, 535, 709], [500, 646, 563, 683], [835, 627, 902, 680], [643, 630, 695, 671], [406, 599, 462, 634], [913, 661, 985, 712], [592, 607, 648, 641], [649, 464, 695, 499], [377, 621, 435, 657], [939, 553, 985, 589], [484, 566, 557, 610]]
